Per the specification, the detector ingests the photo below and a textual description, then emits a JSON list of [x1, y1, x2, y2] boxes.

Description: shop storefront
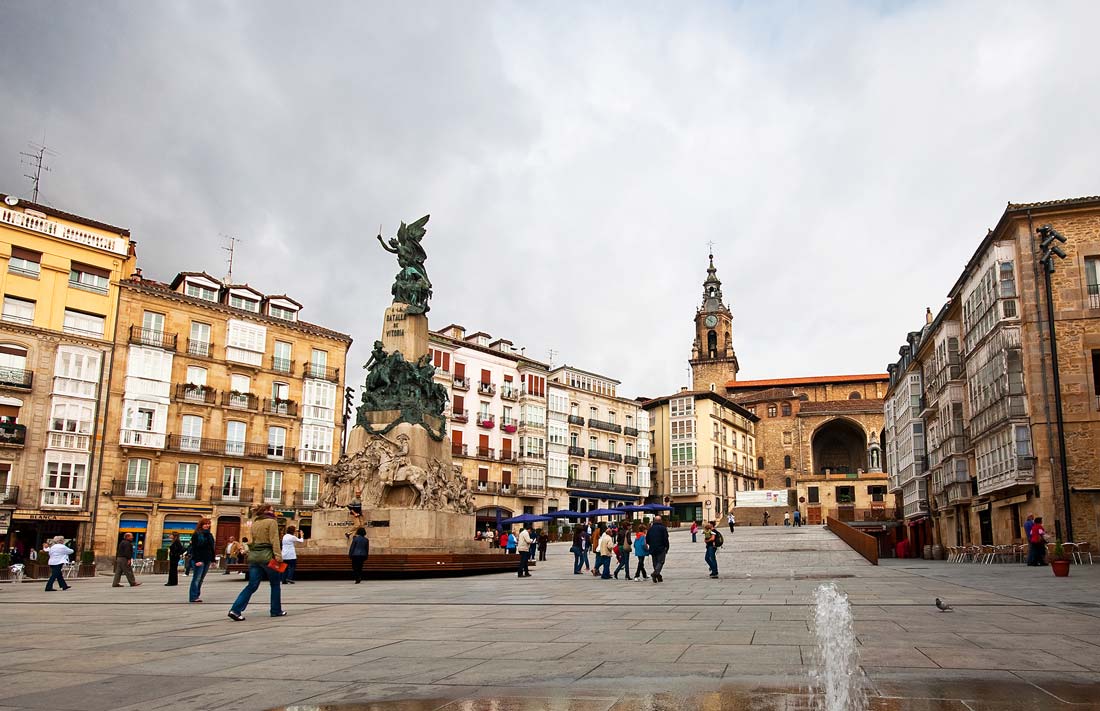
[[9, 510, 90, 556], [118, 514, 149, 558]]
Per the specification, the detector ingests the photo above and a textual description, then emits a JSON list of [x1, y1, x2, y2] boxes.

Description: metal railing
[[500, 386, 519, 401], [588, 449, 623, 463], [210, 486, 255, 503], [475, 446, 495, 459], [303, 363, 340, 383], [623, 426, 639, 437], [1088, 283, 1100, 309], [477, 414, 496, 428], [111, 479, 164, 498], [166, 434, 296, 461], [0, 367, 33, 389], [271, 356, 294, 374], [0, 423, 27, 446], [292, 491, 318, 507], [187, 339, 213, 357], [264, 398, 298, 417], [624, 454, 640, 465], [128, 326, 178, 351], [453, 376, 470, 390], [450, 409, 469, 423], [566, 476, 640, 494], [567, 414, 585, 426], [0, 485, 19, 505], [222, 391, 259, 410], [452, 443, 467, 456], [499, 451, 518, 462], [588, 418, 622, 433], [175, 383, 217, 404], [567, 445, 585, 457], [477, 382, 496, 396]]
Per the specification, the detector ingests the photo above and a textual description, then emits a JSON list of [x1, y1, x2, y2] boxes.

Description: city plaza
[[1, 525, 1098, 711]]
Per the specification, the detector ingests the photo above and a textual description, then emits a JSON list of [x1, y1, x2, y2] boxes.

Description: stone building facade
[[0, 193, 135, 553]]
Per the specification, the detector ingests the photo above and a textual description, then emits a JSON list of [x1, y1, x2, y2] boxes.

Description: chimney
[[925, 307, 933, 325], [133, 267, 143, 281]]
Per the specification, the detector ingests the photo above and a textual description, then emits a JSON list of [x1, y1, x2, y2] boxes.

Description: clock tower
[[689, 253, 739, 390]]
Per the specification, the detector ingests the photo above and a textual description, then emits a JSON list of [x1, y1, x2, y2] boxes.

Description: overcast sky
[[2, 1, 1098, 400]]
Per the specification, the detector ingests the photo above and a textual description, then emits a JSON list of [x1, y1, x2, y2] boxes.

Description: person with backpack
[[704, 522, 720, 578], [632, 524, 649, 580], [612, 524, 631, 580], [645, 516, 670, 583]]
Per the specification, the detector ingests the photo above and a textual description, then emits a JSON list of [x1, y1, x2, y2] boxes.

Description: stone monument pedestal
[[306, 506, 479, 555]]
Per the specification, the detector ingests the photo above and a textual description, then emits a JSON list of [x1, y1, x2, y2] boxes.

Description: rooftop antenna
[[548, 348, 558, 370], [20, 140, 57, 203], [221, 234, 241, 283], [706, 240, 716, 257]]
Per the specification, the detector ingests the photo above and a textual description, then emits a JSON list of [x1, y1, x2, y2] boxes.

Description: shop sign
[[0, 509, 11, 532], [14, 509, 91, 522], [973, 503, 990, 512], [994, 494, 1030, 508]]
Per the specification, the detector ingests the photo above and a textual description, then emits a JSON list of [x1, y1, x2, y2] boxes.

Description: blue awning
[[567, 490, 638, 502]]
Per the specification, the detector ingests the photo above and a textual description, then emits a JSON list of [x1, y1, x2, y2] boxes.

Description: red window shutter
[[504, 374, 512, 383], [502, 470, 512, 485], [480, 369, 491, 384], [432, 349, 442, 367], [479, 434, 489, 449], [443, 353, 450, 371], [455, 362, 465, 379], [478, 467, 488, 482], [502, 438, 512, 454], [454, 395, 464, 411], [452, 430, 463, 446]]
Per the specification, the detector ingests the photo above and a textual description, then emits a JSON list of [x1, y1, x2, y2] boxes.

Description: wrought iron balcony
[[173, 483, 199, 500], [588, 449, 623, 463], [303, 363, 340, 383], [623, 426, 639, 437], [264, 398, 298, 417], [271, 356, 294, 374], [567, 414, 585, 426], [0, 423, 26, 446], [500, 385, 519, 401], [452, 442, 467, 457], [119, 429, 166, 449], [187, 339, 213, 358], [0, 485, 19, 505], [261, 490, 286, 505], [477, 381, 496, 396], [624, 455, 640, 465], [110, 479, 164, 498], [566, 476, 640, 495], [292, 491, 318, 508], [567, 445, 586, 457], [166, 434, 296, 461], [1089, 282, 1100, 309], [476, 446, 495, 459], [471, 479, 512, 495], [222, 391, 259, 410], [499, 451, 518, 462], [175, 383, 217, 405], [516, 483, 545, 496], [451, 408, 469, 423], [500, 417, 517, 434], [588, 418, 622, 433], [129, 325, 178, 351], [453, 376, 470, 390], [477, 414, 496, 429], [0, 367, 33, 390], [210, 485, 255, 503]]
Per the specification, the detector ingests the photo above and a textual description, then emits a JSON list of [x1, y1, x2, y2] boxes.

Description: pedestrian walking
[[348, 527, 370, 583], [784, 511, 791, 526], [571, 525, 588, 574], [517, 525, 533, 578], [646, 515, 670, 583], [728, 512, 735, 533], [281, 525, 304, 583], [1023, 513, 1035, 550], [222, 536, 239, 575], [596, 525, 614, 579], [793, 509, 802, 527], [187, 518, 215, 602], [763, 511, 770, 526], [704, 522, 719, 578], [227, 503, 286, 621], [633, 524, 649, 580], [613, 525, 631, 580], [590, 523, 605, 577], [1028, 516, 1048, 566], [43, 536, 73, 592], [112, 533, 142, 588], [537, 529, 549, 561], [690, 520, 699, 543], [165, 533, 184, 587]]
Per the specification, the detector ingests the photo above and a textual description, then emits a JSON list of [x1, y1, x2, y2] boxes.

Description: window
[[785, 477, 792, 488], [8, 247, 41, 277], [229, 293, 260, 312], [837, 486, 855, 504], [868, 485, 886, 502], [126, 458, 151, 495], [999, 262, 1016, 298], [2, 296, 35, 325], [303, 380, 336, 421], [274, 341, 292, 372], [589, 406, 598, 420], [570, 432, 578, 448], [568, 462, 579, 478], [264, 470, 283, 503], [848, 391, 862, 399], [181, 415, 203, 451], [226, 319, 266, 366], [185, 281, 218, 302], [1013, 424, 1032, 457], [135, 408, 155, 431], [1093, 350, 1100, 408], [757, 456, 764, 470], [69, 263, 110, 293], [308, 349, 328, 378], [189, 322, 211, 357], [1087, 257, 1100, 308], [783, 455, 792, 469], [225, 421, 246, 456], [670, 397, 694, 417], [63, 309, 105, 337], [607, 439, 616, 454], [808, 486, 819, 504], [781, 402, 791, 416], [300, 424, 333, 465], [222, 467, 242, 499], [589, 465, 598, 480], [186, 366, 207, 387], [269, 304, 296, 321], [589, 435, 598, 450], [53, 346, 100, 398], [767, 404, 778, 418], [176, 463, 198, 498], [268, 426, 287, 459], [41, 452, 87, 507], [271, 380, 289, 405], [228, 374, 252, 409], [302, 472, 320, 504]]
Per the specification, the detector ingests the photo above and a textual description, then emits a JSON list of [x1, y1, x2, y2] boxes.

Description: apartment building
[[887, 196, 1100, 550], [93, 272, 350, 556], [885, 325, 934, 551], [548, 365, 650, 514], [0, 193, 135, 552], [429, 325, 548, 531], [645, 389, 757, 523]]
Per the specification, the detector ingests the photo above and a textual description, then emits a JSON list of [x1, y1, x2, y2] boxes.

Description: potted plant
[[154, 547, 170, 574], [1051, 539, 1071, 577], [79, 550, 96, 577]]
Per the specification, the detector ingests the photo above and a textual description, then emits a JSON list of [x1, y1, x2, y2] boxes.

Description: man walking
[[223, 536, 239, 574], [645, 515, 670, 583], [793, 509, 801, 527], [517, 525, 533, 577], [596, 525, 615, 579], [728, 512, 735, 533], [703, 522, 719, 578], [112, 533, 142, 588]]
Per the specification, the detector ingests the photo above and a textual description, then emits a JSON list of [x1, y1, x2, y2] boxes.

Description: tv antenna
[[222, 234, 241, 282], [548, 348, 558, 369], [20, 141, 57, 203]]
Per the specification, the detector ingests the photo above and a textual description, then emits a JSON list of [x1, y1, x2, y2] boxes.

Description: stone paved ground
[[1, 525, 1098, 710]]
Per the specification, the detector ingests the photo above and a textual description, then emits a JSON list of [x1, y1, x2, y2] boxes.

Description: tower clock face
[[704, 314, 718, 328]]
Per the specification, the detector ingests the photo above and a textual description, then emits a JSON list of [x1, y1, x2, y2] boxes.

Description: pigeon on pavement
[[935, 598, 954, 612]]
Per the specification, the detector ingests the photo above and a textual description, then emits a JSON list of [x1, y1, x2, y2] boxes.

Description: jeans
[[112, 557, 136, 586], [573, 547, 584, 573], [45, 563, 69, 590], [538, 546, 547, 561], [282, 558, 297, 583], [599, 554, 612, 579], [189, 561, 209, 601], [518, 550, 531, 577], [692, 532, 697, 542], [613, 552, 631, 578], [705, 545, 718, 575], [230, 563, 283, 616], [634, 555, 648, 578], [651, 550, 667, 578]]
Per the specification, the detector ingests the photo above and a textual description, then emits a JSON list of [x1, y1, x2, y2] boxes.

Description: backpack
[[713, 530, 724, 548]]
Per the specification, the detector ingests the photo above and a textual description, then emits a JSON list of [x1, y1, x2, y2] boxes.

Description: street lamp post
[[1037, 224, 1073, 542]]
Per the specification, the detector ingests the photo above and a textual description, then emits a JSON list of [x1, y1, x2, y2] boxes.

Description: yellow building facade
[[93, 272, 351, 557], [0, 193, 135, 552]]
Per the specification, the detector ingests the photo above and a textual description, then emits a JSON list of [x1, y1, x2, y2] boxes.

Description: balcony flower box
[[501, 423, 517, 434], [479, 419, 495, 429]]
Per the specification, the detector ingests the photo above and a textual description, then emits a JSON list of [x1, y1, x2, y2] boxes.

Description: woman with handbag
[[227, 504, 286, 621]]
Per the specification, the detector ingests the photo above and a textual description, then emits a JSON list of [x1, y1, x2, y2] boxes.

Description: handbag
[[247, 542, 274, 565]]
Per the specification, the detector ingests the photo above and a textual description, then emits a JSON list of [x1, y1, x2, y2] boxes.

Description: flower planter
[[154, 560, 171, 575], [1051, 559, 1071, 577], [78, 564, 97, 578]]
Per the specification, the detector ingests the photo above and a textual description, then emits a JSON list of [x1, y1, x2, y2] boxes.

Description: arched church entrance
[[811, 418, 868, 475]]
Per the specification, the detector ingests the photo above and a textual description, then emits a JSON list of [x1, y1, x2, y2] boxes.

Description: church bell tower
[[689, 253, 739, 390]]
